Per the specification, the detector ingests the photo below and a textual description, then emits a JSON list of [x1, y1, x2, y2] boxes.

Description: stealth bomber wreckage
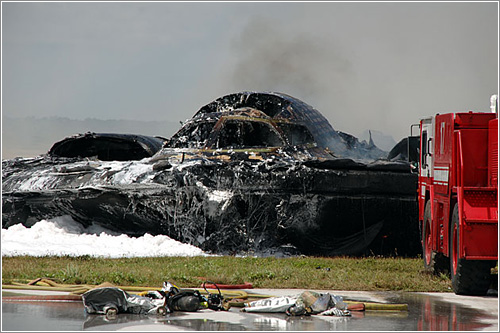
[[2, 92, 419, 256]]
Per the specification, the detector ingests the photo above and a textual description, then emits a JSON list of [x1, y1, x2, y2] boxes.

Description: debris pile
[[2, 92, 420, 256]]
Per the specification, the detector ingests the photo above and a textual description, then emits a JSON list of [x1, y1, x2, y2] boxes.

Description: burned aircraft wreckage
[[2, 92, 419, 256]]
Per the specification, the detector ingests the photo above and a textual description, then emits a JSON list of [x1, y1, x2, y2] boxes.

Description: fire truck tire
[[422, 201, 447, 274], [449, 203, 493, 295]]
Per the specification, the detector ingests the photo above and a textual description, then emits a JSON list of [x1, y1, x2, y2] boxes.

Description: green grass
[[1, 255, 455, 292]]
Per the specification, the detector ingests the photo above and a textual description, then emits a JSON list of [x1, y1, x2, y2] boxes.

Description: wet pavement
[[2, 289, 498, 331]]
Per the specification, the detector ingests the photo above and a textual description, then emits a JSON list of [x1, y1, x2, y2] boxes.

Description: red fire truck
[[418, 95, 498, 295]]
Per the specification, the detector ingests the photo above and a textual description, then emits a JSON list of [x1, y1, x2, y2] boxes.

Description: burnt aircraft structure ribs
[[2, 92, 419, 256]]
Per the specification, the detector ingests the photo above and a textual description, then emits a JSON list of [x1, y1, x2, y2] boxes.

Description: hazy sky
[[2, 1, 498, 142]]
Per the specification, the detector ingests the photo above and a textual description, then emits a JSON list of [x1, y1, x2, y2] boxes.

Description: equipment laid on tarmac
[[82, 287, 165, 317], [82, 281, 227, 317], [242, 291, 352, 317], [202, 280, 227, 311], [2, 278, 409, 318]]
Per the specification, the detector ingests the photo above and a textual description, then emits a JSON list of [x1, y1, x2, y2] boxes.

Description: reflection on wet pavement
[[2, 292, 497, 331], [412, 295, 490, 331]]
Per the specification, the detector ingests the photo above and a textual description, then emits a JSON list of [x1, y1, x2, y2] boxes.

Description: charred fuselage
[[2, 92, 419, 256]]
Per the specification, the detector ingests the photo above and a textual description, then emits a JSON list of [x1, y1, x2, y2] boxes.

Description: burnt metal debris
[[48, 132, 166, 161], [2, 92, 420, 256]]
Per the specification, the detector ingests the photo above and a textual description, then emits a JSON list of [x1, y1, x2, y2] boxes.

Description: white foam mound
[[1, 215, 208, 258]]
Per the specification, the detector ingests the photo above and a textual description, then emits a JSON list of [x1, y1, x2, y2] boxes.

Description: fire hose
[[2, 278, 408, 311]]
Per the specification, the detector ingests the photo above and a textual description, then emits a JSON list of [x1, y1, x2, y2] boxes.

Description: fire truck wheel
[[422, 201, 447, 274], [449, 203, 494, 295]]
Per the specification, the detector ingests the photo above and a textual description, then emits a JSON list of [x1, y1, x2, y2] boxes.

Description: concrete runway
[[2, 288, 498, 331]]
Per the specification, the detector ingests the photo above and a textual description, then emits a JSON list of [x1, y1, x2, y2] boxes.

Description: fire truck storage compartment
[[456, 128, 490, 187], [454, 113, 497, 259], [460, 187, 498, 259]]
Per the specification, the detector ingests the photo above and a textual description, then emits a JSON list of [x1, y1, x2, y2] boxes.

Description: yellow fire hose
[[345, 300, 408, 311], [1, 278, 252, 299]]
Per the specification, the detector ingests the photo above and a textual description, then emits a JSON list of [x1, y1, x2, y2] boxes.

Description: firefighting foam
[[1, 215, 208, 258]]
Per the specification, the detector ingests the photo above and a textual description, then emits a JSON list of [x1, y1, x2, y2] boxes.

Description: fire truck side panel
[[432, 114, 455, 254], [452, 113, 497, 260], [460, 188, 498, 259], [455, 128, 490, 187], [434, 114, 454, 194], [431, 196, 450, 254]]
